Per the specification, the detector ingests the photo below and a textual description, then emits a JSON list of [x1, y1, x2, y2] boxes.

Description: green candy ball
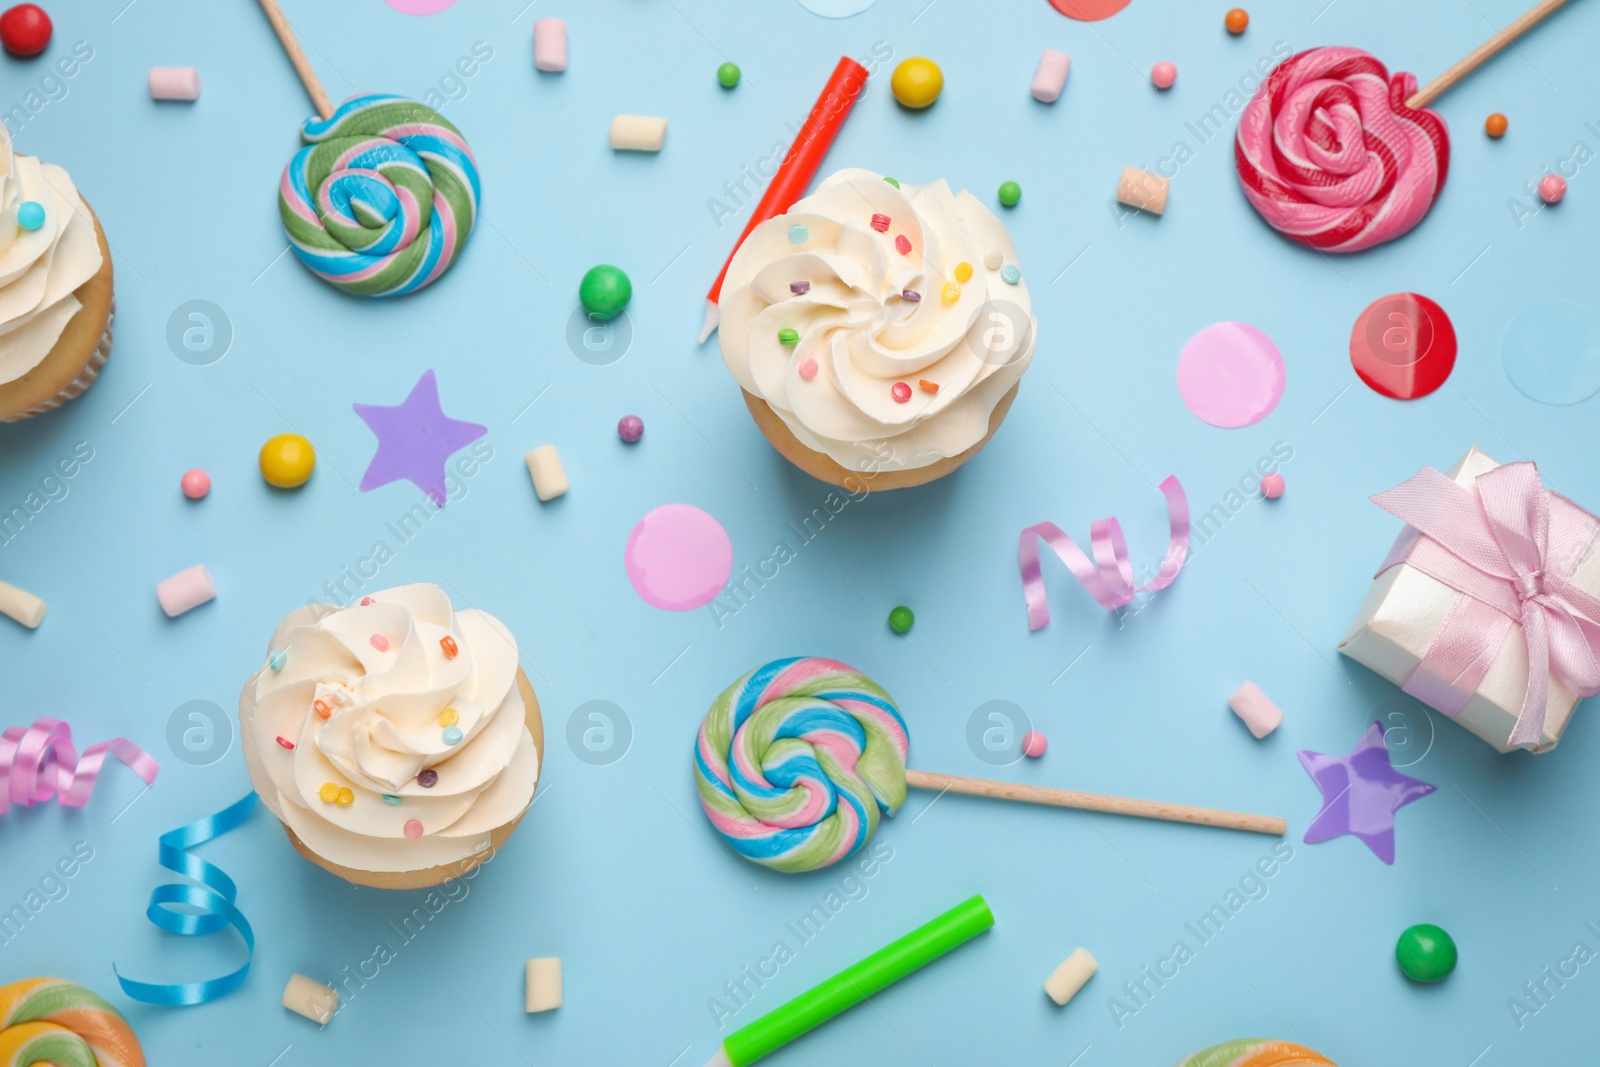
[[717, 62, 741, 88], [998, 181, 1022, 208], [1396, 923, 1457, 982], [888, 606, 915, 634], [579, 265, 632, 321]]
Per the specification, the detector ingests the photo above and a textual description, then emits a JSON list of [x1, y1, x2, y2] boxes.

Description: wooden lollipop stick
[[1406, 0, 1576, 109], [904, 769, 1287, 837], [257, 0, 334, 120]]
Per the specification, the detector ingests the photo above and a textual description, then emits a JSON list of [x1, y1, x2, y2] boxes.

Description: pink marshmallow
[[1031, 50, 1070, 103], [534, 19, 567, 73], [157, 564, 216, 617], [1228, 681, 1283, 739], [149, 67, 201, 102]]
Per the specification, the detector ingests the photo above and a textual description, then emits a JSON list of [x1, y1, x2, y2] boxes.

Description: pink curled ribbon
[[1019, 476, 1190, 631], [0, 717, 160, 815], [1372, 462, 1600, 748]]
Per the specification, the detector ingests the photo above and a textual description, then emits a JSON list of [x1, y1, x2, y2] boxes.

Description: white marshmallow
[[1044, 947, 1097, 1006], [1229, 681, 1284, 739], [157, 564, 216, 617], [526, 957, 562, 1012], [1031, 50, 1070, 103], [149, 67, 201, 101], [0, 580, 45, 628], [533, 19, 567, 73], [525, 446, 568, 502], [282, 973, 339, 1024], [609, 115, 668, 152]]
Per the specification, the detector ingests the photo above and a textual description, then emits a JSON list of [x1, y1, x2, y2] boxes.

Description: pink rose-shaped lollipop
[[1236, 47, 1449, 253]]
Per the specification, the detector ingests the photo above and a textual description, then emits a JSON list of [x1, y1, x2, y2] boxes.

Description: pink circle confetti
[[799, 359, 819, 380], [625, 504, 733, 611], [1176, 322, 1285, 428], [381, 0, 458, 13], [403, 819, 424, 839], [370, 634, 390, 651]]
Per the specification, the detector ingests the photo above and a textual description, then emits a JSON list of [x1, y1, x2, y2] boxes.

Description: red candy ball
[[0, 4, 51, 57]]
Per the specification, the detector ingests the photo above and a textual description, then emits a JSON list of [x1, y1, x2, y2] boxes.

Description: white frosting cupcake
[[719, 168, 1036, 473], [240, 584, 540, 877]]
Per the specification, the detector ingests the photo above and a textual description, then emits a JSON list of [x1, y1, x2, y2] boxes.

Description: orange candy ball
[[1485, 112, 1508, 138], [1225, 7, 1249, 33]]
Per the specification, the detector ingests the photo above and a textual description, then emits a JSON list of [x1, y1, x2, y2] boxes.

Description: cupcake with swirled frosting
[[718, 168, 1036, 489], [0, 127, 113, 422], [239, 584, 541, 889]]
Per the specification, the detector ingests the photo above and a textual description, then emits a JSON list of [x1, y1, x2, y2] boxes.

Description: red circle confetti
[[1349, 293, 1456, 400]]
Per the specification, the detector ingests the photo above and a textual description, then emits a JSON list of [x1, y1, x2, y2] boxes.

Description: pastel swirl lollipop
[[695, 657, 909, 874], [1176, 1039, 1334, 1066], [279, 94, 480, 297], [1235, 47, 1448, 253], [0, 978, 145, 1067]]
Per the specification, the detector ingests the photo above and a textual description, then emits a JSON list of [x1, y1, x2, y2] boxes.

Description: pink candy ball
[[618, 414, 644, 443], [798, 358, 819, 381], [1151, 61, 1177, 89], [180, 469, 211, 500], [1261, 472, 1285, 499], [1021, 730, 1048, 758], [1538, 174, 1567, 204]]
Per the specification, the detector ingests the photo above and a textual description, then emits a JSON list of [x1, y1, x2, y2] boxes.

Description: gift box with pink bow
[[1339, 448, 1600, 754]]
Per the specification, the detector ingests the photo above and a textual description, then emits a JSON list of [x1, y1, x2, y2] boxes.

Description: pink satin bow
[[0, 717, 160, 815], [1019, 476, 1190, 631], [1372, 462, 1600, 747]]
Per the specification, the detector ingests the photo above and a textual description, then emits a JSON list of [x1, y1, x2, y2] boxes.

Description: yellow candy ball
[[318, 782, 339, 804], [259, 433, 316, 489], [891, 57, 944, 110]]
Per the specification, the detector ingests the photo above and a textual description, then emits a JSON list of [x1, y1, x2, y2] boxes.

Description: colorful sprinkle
[[1001, 264, 1021, 285], [789, 224, 809, 244], [276, 736, 295, 750], [16, 200, 44, 231], [360, 596, 374, 606], [717, 61, 741, 89], [984, 250, 1003, 270], [1261, 472, 1286, 498], [779, 328, 800, 346], [382, 794, 403, 805], [998, 181, 1022, 207], [318, 782, 340, 803], [269, 649, 288, 672], [443, 726, 464, 745], [941, 282, 961, 303], [1225, 7, 1249, 33], [1151, 61, 1177, 89], [1539, 173, 1567, 204], [439, 708, 460, 727], [440, 635, 458, 659], [335, 787, 355, 806], [370, 634, 390, 651], [798, 358, 819, 380], [418, 769, 439, 788], [618, 414, 644, 443], [1485, 112, 1508, 138], [891, 382, 912, 403], [790, 280, 811, 295], [313, 699, 333, 720], [920, 379, 939, 393], [404, 819, 424, 839], [894, 234, 912, 255], [954, 261, 973, 282], [883, 176, 900, 188], [1022, 730, 1048, 758], [871, 213, 891, 232], [181, 469, 211, 500], [889, 605, 915, 633], [902, 289, 921, 302]]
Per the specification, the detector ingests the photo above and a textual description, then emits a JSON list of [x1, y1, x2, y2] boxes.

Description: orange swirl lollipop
[[0, 978, 144, 1067]]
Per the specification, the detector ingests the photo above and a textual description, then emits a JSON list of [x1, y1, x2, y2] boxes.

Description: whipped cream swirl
[[0, 128, 104, 384], [719, 169, 1036, 472], [240, 583, 538, 873]]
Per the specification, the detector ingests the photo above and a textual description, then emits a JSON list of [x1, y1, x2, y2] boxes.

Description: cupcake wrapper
[[0, 296, 115, 423]]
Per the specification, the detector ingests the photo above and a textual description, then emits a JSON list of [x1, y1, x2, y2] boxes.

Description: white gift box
[[1338, 448, 1600, 754]]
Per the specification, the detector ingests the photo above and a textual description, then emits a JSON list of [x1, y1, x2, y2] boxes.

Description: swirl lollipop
[[695, 657, 1285, 874], [258, 0, 479, 297], [1237, 0, 1573, 252], [0, 978, 145, 1067]]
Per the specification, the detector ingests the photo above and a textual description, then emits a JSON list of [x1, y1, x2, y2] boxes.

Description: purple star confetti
[[1299, 721, 1436, 865], [354, 369, 486, 506]]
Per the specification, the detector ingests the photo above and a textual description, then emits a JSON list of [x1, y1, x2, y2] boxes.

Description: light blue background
[[2, 0, 1598, 1063]]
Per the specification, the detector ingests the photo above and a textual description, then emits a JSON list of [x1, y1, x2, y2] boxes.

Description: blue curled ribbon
[[115, 791, 259, 1005]]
